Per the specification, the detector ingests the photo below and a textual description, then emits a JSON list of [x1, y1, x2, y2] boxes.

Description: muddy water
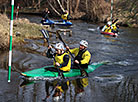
[[0, 16, 138, 102]]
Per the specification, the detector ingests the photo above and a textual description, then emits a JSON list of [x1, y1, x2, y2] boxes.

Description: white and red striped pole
[[8, 0, 14, 82], [16, 3, 19, 19]]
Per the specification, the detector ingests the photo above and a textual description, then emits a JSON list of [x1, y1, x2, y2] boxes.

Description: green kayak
[[21, 62, 104, 80]]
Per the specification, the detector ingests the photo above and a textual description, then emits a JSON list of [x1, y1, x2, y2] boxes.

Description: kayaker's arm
[[80, 52, 91, 65], [60, 55, 69, 67], [101, 25, 106, 32], [67, 48, 78, 57], [46, 49, 54, 58]]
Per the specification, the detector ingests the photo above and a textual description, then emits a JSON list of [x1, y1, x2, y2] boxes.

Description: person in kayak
[[101, 21, 118, 33], [66, 40, 91, 69], [42, 8, 50, 20], [61, 10, 70, 22], [111, 19, 119, 33], [46, 42, 71, 72], [41, 8, 50, 24]]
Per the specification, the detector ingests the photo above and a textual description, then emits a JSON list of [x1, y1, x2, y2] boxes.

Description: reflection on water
[[18, 74, 138, 102], [91, 74, 138, 102], [20, 77, 89, 102]]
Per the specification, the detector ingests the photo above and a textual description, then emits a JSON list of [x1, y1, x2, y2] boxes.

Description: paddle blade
[[40, 29, 50, 46], [80, 69, 89, 77], [40, 29, 49, 39], [57, 32, 66, 46], [112, 19, 118, 24]]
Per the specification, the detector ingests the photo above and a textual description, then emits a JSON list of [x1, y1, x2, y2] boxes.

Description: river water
[[0, 16, 138, 102]]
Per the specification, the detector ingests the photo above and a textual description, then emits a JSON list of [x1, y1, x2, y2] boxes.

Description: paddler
[[102, 20, 119, 33], [42, 8, 50, 20], [46, 42, 71, 72], [111, 19, 119, 33], [66, 40, 91, 69], [102, 21, 113, 33], [61, 10, 70, 22], [41, 8, 50, 24]]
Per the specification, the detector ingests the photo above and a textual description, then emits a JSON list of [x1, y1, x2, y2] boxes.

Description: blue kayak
[[41, 19, 72, 26]]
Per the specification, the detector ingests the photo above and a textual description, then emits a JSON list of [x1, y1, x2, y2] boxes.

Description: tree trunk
[[86, 0, 88, 13], [38, 0, 40, 9], [69, 0, 73, 14], [61, 0, 64, 8], [74, 0, 80, 13], [32, 0, 35, 7], [67, 0, 69, 11]]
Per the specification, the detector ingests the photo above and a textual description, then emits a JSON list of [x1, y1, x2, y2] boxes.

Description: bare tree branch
[[47, 0, 61, 16], [56, 0, 65, 12]]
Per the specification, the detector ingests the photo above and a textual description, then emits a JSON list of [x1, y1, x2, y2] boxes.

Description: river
[[0, 16, 138, 102]]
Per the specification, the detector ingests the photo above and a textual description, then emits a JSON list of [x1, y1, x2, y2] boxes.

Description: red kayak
[[101, 31, 118, 37]]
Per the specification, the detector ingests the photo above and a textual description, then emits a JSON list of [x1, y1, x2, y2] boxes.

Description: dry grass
[[0, 14, 10, 50], [0, 14, 49, 51]]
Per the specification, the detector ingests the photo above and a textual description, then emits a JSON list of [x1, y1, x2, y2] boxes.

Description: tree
[[74, 0, 80, 13]]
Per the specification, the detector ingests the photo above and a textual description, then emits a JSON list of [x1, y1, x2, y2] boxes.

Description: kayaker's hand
[[55, 62, 60, 66], [48, 45, 52, 49], [66, 46, 70, 50], [74, 60, 79, 64]]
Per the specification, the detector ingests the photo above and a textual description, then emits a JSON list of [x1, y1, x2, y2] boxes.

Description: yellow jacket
[[61, 12, 69, 20], [103, 25, 112, 33], [69, 48, 91, 65], [102, 23, 118, 33], [112, 22, 118, 31], [54, 52, 71, 71]]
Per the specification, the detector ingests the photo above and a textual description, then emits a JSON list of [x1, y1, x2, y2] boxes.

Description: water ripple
[[93, 74, 124, 84]]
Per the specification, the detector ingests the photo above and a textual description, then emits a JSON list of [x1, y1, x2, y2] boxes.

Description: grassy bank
[[0, 14, 49, 51]]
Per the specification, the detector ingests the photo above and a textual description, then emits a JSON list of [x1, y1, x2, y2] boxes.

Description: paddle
[[112, 19, 118, 24], [57, 32, 89, 77], [40, 29, 65, 79]]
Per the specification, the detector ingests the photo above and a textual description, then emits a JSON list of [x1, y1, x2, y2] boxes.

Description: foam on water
[[93, 74, 124, 84]]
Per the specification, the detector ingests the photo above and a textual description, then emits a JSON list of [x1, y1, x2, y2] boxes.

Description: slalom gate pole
[[110, 0, 113, 21], [16, 3, 19, 19], [8, 0, 14, 82]]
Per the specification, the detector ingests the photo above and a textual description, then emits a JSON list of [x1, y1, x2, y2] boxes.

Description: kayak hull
[[101, 31, 118, 37], [21, 63, 103, 80], [41, 19, 72, 26]]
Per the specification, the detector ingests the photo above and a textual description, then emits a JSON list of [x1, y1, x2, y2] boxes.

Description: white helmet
[[55, 43, 64, 50], [107, 21, 112, 25], [80, 40, 88, 47]]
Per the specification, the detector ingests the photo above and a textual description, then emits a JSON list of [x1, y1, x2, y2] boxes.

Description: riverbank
[[0, 14, 50, 51]]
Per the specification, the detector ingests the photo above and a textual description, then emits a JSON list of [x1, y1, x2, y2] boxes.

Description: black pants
[[72, 64, 88, 69]]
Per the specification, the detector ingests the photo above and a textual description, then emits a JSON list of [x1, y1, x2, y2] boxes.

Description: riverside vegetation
[[0, 14, 49, 51], [0, 0, 137, 51]]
